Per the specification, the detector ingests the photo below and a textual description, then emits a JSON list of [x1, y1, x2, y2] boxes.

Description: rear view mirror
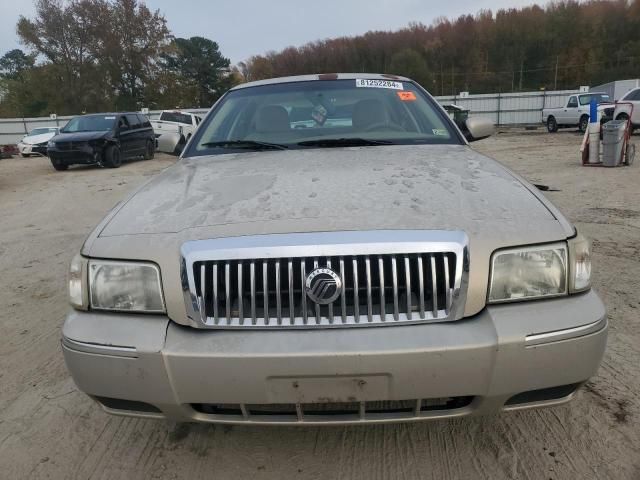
[[463, 117, 495, 142]]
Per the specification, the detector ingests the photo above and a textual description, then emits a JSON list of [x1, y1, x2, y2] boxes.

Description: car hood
[[53, 131, 110, 142], [89, 144, 573, 321], [100, 144, 568, 239], [22, 132, 56, 145]]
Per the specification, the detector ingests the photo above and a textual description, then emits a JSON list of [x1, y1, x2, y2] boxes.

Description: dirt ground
[[0, 133, 639, 480]]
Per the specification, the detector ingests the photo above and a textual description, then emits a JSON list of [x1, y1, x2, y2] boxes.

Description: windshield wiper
[[297, 138, 394, 148], [201, 140, 288, 151]]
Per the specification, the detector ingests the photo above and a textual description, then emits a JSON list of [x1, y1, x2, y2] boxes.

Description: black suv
[[47, 113, 155, 171]]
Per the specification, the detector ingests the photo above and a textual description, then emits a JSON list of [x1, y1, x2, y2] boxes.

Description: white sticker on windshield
[[356, 79, 404, 90], [104, 116, 116, 119]]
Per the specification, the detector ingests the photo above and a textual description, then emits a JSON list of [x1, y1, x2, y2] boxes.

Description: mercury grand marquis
[[62, 74, 607, 425]]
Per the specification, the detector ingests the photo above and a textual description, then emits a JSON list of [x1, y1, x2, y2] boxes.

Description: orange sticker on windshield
[[397, 91, 417, 101]]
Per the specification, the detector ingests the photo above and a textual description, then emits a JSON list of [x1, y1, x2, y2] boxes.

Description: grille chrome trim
[[181, 230, 469, 329]]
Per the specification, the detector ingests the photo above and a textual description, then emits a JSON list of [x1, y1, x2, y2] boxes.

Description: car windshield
[[62, 115, 116, 133], [160, 111, 193, 124], [28, 128, 57, 136], [186, 79, 460, 157], [579, 94, 610, 105]]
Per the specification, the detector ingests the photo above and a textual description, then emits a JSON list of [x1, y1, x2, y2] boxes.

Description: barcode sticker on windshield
[[104, 116, 116, 119], [356, 79, 404, 90]]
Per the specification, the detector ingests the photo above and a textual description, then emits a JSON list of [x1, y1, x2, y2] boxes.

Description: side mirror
[[463, 117, 495, 142]]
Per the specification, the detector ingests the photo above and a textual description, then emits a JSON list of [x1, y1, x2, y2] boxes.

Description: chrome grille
[[181, 230, 468, 329]]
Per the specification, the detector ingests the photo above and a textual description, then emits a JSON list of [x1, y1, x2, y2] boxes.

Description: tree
[[388, 48, 433, 89], [17, 0, 107, 112], [16, 0, 170, 112], [242, 0, 640, 93], [101, 0, 171, 110], [161, 36, 231, 107], [0, 49, 35, 80]]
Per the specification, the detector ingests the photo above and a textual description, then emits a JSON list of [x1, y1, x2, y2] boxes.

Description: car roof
[[79, 112, 140, 117], [231, 73, 413, 91]]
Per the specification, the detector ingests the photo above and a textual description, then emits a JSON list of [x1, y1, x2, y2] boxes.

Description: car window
[[62, 115, 116, 133], [187, 79, 459, 157], [28, 128, 57, 136], [118, 116, 130, 130], [126, 114, 141, 129], [137, 114, 151, 128], [567, 97, 578, 108], [160, 111, 192, 124], [579, 94, 610, 105]]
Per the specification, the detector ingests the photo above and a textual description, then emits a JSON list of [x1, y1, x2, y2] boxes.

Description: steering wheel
[[362, 122, 405, 132]]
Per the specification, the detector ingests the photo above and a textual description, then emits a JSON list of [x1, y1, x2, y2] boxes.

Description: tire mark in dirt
[[402, 424, 425, 480], [494, 416, 532, 480], [136, 422, 168, 473], [533, 409, 595, 478], [73, 417, 114, 480], [463, 422, 492, 480]]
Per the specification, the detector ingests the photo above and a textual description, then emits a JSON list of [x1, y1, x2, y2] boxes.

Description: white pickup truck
[[543, 92, 611, 133], [150, 110, 203, 154]]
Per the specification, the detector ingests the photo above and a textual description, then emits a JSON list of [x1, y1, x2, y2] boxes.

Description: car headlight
[[488, 243, 567, 303], [47, 140, 55, 147], [568, 234, 591, 293], [69, 254, 89, 310], [89, 260, 165, 313]]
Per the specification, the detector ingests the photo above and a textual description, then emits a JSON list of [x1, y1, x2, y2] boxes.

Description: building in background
[[591, 79, 640, 101]]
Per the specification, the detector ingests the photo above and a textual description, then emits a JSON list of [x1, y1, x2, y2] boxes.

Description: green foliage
[[0, 49, 35, 80], [1, 0, 235, 117], [243, 0, 640, 95], [161, 37, 231, 107]]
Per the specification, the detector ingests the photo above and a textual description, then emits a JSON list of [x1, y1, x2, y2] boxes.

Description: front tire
[[104, 145, 122, 168], [143, 139, 155, 160], [579, 115, 589, 133], [547, 116, 558, 133], [50, 157, 68, 171]]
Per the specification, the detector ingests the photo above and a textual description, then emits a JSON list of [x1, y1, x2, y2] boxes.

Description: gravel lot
[[1, 133, 639, 480]]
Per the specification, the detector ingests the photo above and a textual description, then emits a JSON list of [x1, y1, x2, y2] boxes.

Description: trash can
[[602, 120, 627, 167]]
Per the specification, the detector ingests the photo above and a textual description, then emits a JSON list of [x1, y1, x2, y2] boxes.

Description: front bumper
[[48, 145, 100, 165], [62, 291, 607, 425], [18, 142, 47, 156], [155, 132, 182, 154]]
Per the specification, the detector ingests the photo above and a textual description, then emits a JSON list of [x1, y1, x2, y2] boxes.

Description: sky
[[1, 0, 541, 64]]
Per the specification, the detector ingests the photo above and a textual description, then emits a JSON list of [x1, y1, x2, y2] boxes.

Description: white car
[[150, 110, 202, 154], [543, 92, 611, 133], [613, 87, 640, 134], [18, 127, 60, 157]]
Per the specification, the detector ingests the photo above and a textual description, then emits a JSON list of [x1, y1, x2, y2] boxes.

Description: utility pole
[[554, 55, 559, 90], [451, 64, 454, 96], [519, 58, 524, 91]]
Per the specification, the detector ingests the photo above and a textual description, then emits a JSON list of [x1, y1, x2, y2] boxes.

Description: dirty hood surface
[[100, 144, 563, 240]]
